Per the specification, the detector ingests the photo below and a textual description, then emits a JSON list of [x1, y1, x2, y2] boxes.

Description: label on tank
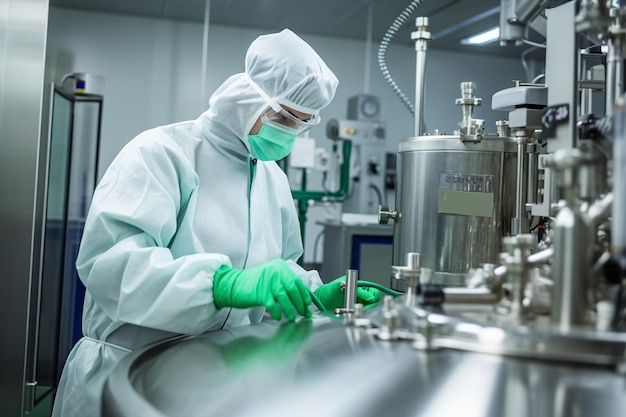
[[438, 173, 494, 217], [439, 174, 493, 192]]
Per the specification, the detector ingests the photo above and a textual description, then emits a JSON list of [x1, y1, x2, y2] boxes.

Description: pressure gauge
[[348, 94, 381, 121], [361, 97, 380, 119]]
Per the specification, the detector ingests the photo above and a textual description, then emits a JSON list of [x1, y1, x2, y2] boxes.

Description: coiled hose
[[377, 0, 425, 115], [311, 280, 403, 311]]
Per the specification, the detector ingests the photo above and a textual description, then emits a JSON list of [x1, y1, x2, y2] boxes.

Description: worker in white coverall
[[51, 29, 381, 417]]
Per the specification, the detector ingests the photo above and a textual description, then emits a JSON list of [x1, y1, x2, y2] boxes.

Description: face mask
[[248, 122, 298, 161]]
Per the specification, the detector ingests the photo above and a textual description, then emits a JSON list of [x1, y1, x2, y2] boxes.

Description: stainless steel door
[[0, 0, 50, 415]]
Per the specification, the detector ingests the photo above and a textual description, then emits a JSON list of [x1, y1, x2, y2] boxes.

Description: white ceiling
[[48, 0, 543, 58]]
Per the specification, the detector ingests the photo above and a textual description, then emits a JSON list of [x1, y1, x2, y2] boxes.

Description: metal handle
[[335, 269, 359, 315], [344, 270, 358, 311]]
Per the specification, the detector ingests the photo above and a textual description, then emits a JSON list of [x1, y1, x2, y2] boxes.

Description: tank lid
[[398, 135, 519, 153]]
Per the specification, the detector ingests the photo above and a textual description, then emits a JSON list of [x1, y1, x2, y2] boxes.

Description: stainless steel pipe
[[412, 17, 430, 136], [443, 287, 501, 304]]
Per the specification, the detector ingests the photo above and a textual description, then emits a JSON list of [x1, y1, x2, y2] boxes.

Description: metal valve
[[392, 252, 422, 306], [378, 205, 399, 224]]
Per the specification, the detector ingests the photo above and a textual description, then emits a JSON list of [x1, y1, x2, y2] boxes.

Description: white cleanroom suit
[[52, 28, 338, 417]]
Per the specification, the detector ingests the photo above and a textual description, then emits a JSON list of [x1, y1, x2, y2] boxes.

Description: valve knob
[[378, 205, 398, 224]]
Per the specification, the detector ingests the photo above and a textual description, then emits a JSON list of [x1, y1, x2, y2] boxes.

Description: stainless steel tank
[[391, 134, 519, 288], [102, 318, 626, 417]]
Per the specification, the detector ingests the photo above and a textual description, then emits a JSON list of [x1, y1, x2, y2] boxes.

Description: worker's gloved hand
[[313, 276, 381, 310], [213, 259, 312, 321]]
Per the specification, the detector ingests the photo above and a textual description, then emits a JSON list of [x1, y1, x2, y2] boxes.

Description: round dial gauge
[[361, 98, 380, 118]]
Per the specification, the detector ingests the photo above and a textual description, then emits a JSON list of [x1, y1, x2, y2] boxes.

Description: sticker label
[[438, 174, 494, 217], [439, 174, 494, 193]]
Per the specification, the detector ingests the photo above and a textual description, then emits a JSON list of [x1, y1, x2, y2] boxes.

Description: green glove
[[313, 276, 382, 310], [213, 259, 312, 321]]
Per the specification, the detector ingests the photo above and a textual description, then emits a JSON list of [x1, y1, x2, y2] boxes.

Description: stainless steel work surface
[[103, 316, 626, 417]]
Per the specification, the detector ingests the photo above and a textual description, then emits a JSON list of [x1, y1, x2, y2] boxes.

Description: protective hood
[[194, 29, 338, 161]]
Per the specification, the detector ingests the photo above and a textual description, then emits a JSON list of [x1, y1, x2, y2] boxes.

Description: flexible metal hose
[[377, 0, 425, 115]]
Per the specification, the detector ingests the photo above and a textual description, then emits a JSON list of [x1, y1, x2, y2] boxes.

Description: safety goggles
[[246, 75, 321, 134], [261, 107, 321, 133]]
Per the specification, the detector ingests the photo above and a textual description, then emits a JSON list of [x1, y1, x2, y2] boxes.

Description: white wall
[[46, 7, 528, 265]]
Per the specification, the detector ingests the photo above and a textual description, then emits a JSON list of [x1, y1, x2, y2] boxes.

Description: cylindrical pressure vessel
[[391, 134, 519, 289]]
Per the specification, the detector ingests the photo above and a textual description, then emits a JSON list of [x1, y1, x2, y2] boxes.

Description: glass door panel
[[36, 88, 73, 401]]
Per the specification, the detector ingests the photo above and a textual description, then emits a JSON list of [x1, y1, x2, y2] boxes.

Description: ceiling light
[[461, 27, 500, 46]]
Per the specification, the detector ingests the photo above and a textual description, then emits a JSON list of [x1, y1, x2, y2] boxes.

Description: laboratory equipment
[[373, 0, 626, 362], [102, 2, 626, 417], [347, 94, 381, 121], [101, 317, 626, 417], [326, 96, 388, 216], [318, 96, 392, 284], [320, 222, 393, 286], [382, 83, 522, 289]]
